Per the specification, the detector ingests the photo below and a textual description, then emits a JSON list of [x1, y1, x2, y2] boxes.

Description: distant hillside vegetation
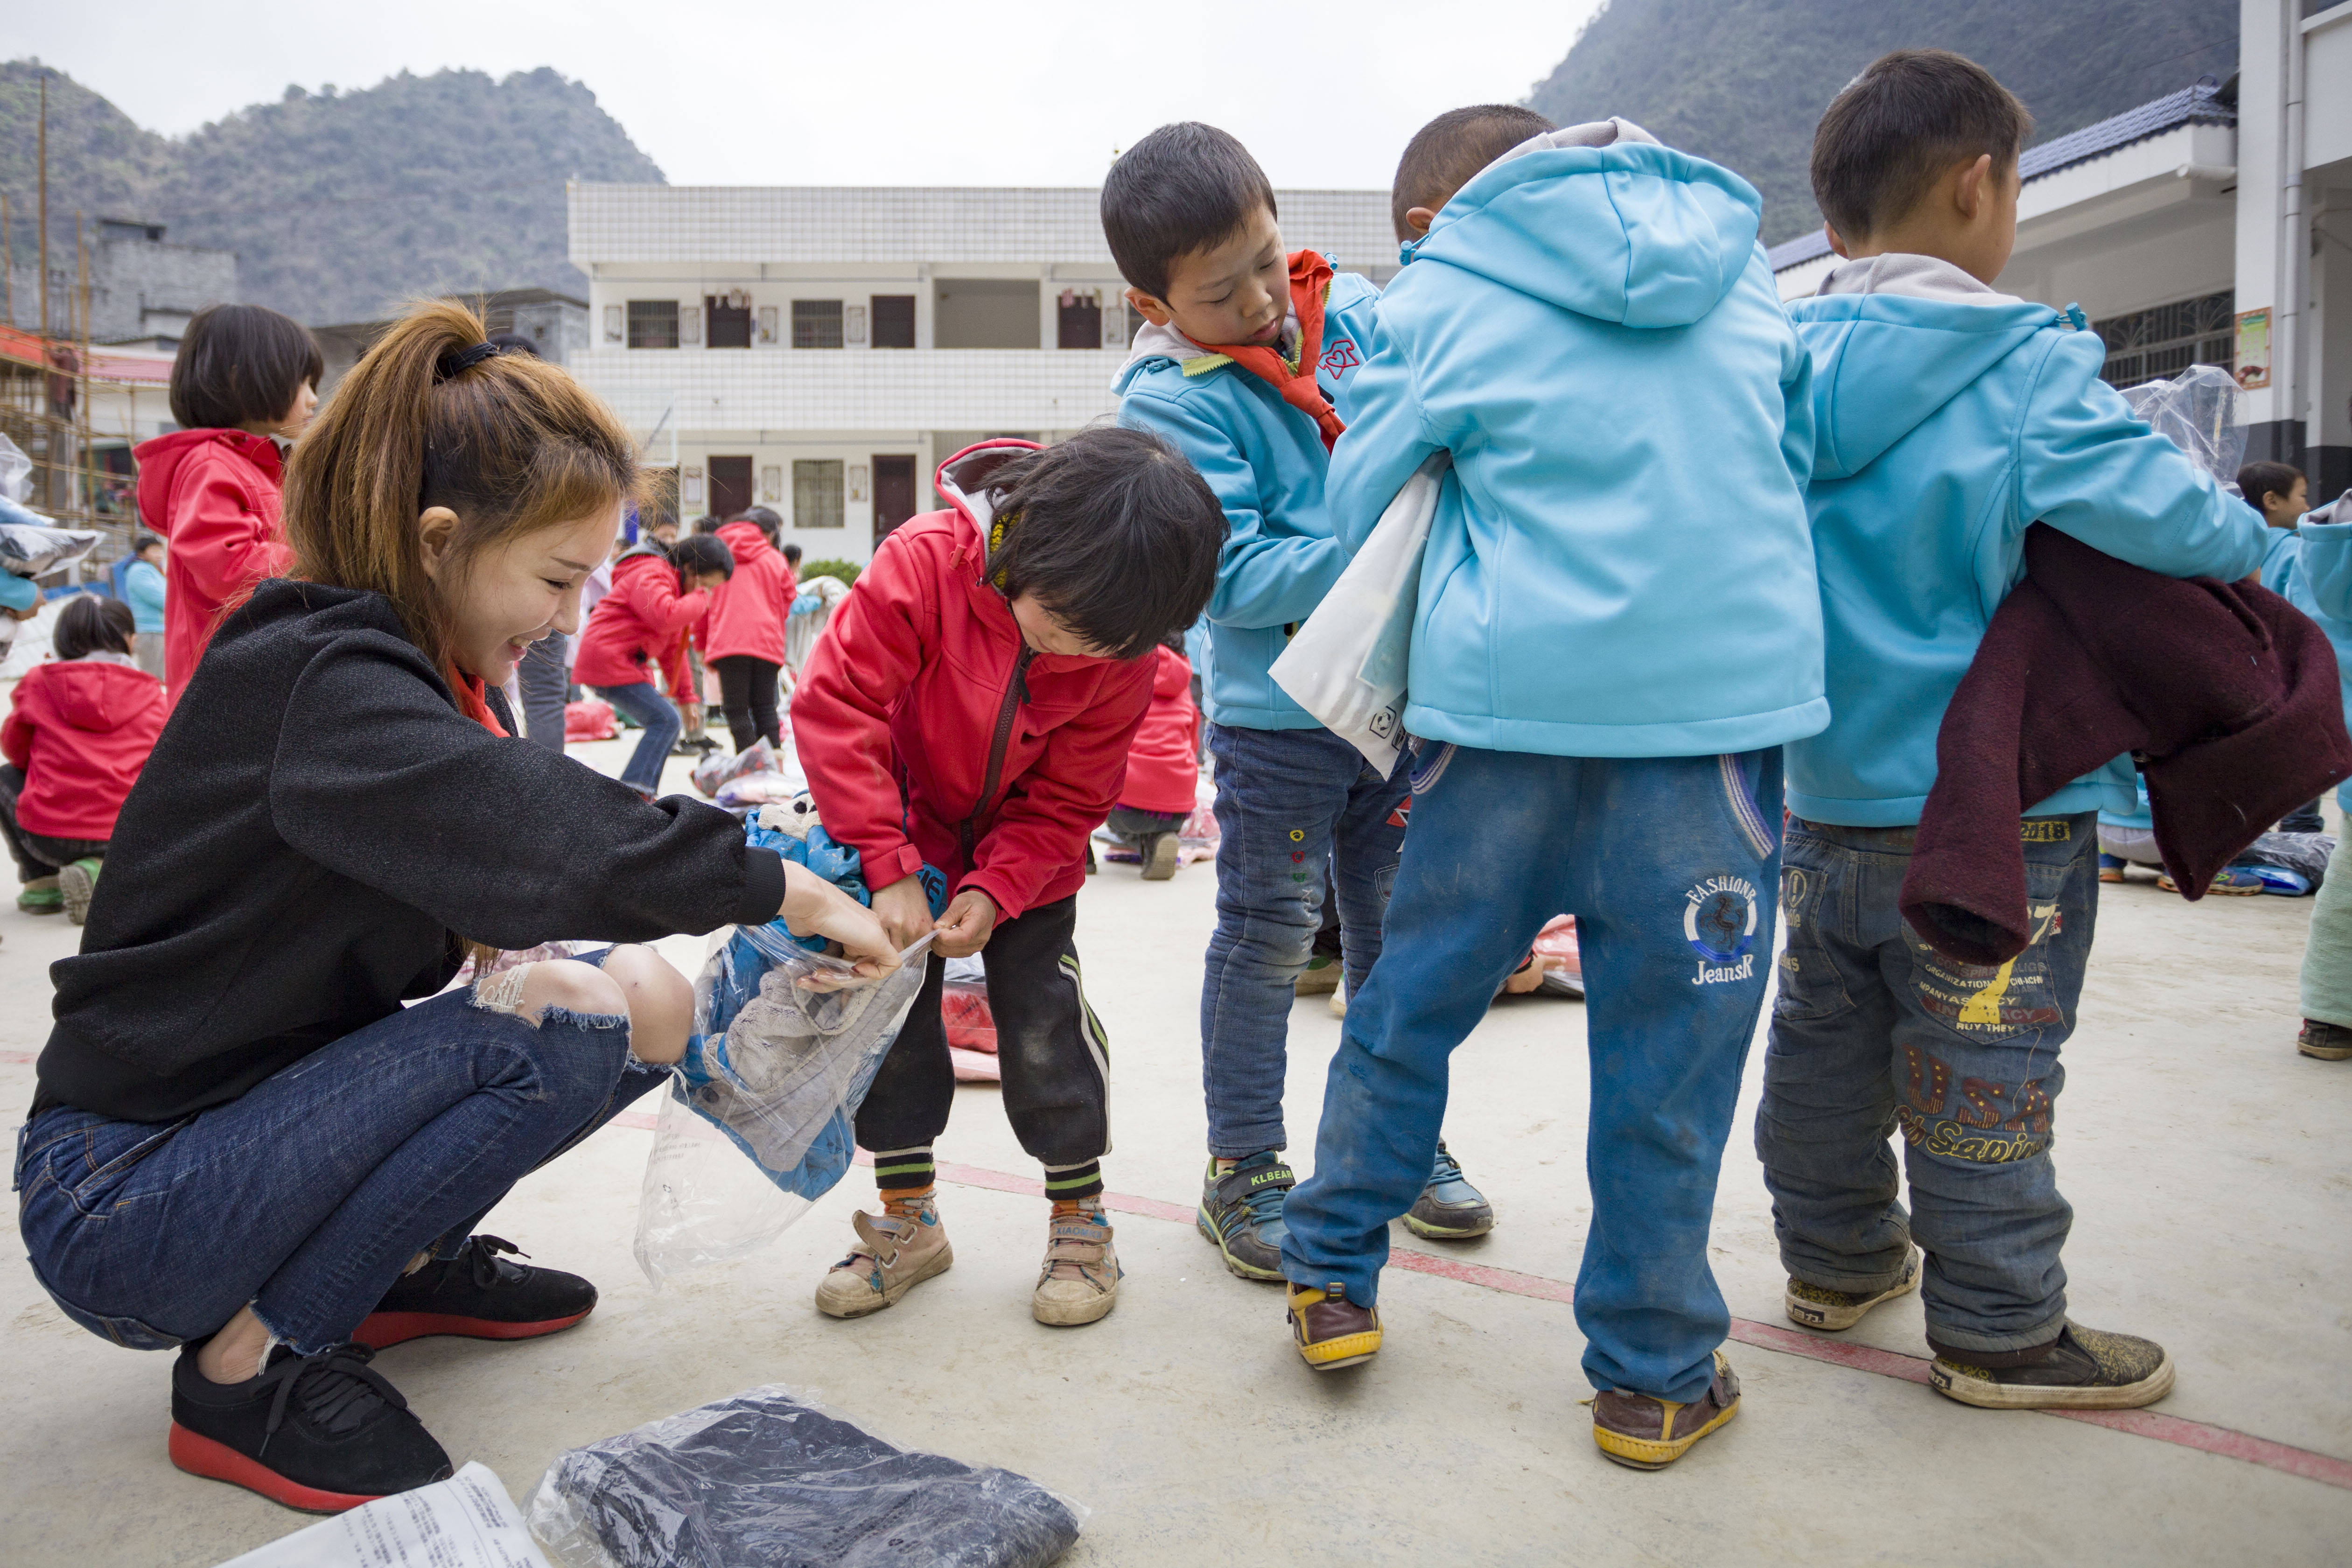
[[1526, 0, 2238, 245], [0, 61, 665, 325]]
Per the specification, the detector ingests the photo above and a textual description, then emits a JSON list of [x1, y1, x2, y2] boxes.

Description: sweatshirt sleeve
[[2017, 334, 2269, 582], [0, 571, 35, 614], [169, 452, 294, 610], [1120, 386, 1346, 630], [1325, 311, 1446, 557], [0, 682, 31, 771], [964, 660, 1154, 921], [2295, 520, 2352, 622], [791, 541, 930, 893], [268, 629, 783, 946]]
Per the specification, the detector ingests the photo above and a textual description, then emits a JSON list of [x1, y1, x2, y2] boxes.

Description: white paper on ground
[[210, 1462, 550, 1568]]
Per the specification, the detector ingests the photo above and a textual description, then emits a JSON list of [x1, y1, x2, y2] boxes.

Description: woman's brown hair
[[281, 297, 647, 679]]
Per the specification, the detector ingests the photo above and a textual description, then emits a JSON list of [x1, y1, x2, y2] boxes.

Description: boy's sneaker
[[17, 875, 62, 914], [1294, 956, 1341, 996], [1592, 1351, 1741, 1470], [2299, 1019, 2352, 1060], [1197, 1152, 1294, 1281], [354, 1235, 597, 1349], [1928, 1323, 2173, 1410], [169, 1341, 452, 1513], [58, 857, 101, 924], [2097, 854, 2127, 884], [1402, 1140, 1495, 1239], [814, 1206, 954, 1318], [2157, 867, 2264, 896], [1784, 1245, 1920, 1332], [1032, 1203, 1121, 1326], [1140, 832, 1179, 881], [1287, 1282, 1381, 1371]]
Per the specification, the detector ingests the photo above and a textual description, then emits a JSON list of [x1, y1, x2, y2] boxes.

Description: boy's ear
[[1824, 224, 1852, 259], [1953, 153, 1995, 220], [1406, 206, 1438, 237], [1125, 286, 1174, 328]]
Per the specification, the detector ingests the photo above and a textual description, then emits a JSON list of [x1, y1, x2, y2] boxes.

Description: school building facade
[[564, 183, 1395, 561]]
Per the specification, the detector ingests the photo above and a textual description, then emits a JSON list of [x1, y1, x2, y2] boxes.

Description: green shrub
[[798, 558, 861, 588]]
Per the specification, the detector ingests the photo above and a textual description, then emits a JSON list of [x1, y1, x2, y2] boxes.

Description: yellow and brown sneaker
[[813, 1206, 954, 1319], [1288, 1282, 1381, 1371], [1929, 1323, 2174, 1410], [1785, 1245, 1920, 1332], [1032, 1202, 1121, 1327], [1592, 1351, 1741, 1470]]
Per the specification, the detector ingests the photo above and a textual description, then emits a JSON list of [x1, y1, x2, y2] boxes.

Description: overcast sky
[[15, 0, 1607, 189]]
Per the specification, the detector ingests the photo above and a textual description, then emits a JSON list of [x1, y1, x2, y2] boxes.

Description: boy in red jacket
[[793, 429, 1224, 1327], [702, 507, 796, 751], [1101, 633, 1202, 879]]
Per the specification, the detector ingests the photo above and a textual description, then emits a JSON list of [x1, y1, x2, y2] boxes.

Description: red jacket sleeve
[[963, 659, 1153, 919], [793, 543, 929, 893], [0, 690, 32, 772], [170, 451, 292, 610]]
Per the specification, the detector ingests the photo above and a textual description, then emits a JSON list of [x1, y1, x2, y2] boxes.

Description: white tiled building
[[567, 183, 1393, 561]]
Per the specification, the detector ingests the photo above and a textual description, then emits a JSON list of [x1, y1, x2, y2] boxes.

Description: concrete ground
[[3, 726, 2349, 1565]]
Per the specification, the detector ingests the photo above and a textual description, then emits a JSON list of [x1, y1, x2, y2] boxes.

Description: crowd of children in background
[[8, 42, 2352, 1513]]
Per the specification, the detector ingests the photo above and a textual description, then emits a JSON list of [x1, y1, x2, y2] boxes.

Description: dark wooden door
[[873, 455, 919, 547], [709, 455, 754, 520]]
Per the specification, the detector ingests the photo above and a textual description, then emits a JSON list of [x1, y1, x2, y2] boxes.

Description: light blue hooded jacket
[[1783, 253, 2269, 826], [2260, 492, 2352, 809], [1327, 120, 1823, 758], [1115, 265, 1383, 729]]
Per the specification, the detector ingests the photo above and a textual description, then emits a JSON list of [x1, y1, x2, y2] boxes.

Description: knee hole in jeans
[[472, 959, 629, 1027]]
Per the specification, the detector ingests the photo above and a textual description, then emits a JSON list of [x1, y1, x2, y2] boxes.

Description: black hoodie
[[38, 579, 783, 1123]]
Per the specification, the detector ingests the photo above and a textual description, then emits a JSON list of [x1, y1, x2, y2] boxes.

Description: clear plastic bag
[[0, 499, 101, 577], [2119, 363, 2246, 487], [525, 1386, 1085, 1568], [0, 432, 30, 503]]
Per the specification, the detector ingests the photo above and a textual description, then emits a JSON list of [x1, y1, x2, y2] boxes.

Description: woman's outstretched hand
[[778, 862, 900, 985]]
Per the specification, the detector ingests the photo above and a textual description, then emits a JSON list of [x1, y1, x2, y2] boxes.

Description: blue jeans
[[1755, 814, 2097, 1354], [14, 951, 665, 1355], [1200, 723, 1407, 1157], [595, 680, 680, 794], [518, 631, 570, 753], [1282, 746, 1783, 1404]]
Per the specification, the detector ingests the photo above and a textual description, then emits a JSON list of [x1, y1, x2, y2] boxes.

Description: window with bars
[[627, 300, 679, 349], [2093, 291, 2233, 389], [794, 459, 846, 528], [793, 300, 845, 350]]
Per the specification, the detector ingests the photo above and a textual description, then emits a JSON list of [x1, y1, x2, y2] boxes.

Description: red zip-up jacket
[[701, 520, 794, 664], [2, 655, 167, 840], [573, 546, 708, 696], [1117, 644, 1201, 813], [794, 442, 1155, 919], [133, 429, 291, 702]]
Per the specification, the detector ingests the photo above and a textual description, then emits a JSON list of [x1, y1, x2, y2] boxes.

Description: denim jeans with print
[[1281, 745, 1783, 1405], [1199, 722, 1408, 1157], [1754, 814, 2098, 1354], [14, 947, 665, 1355]]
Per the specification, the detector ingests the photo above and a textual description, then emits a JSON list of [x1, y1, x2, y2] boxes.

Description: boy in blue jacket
[[1278, 105, 1822, 1470], [1759, 51, 2268, 1414], [1106, 122, 1493, 1283]]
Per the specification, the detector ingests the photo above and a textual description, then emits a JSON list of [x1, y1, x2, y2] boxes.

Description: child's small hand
[[931, 889, 999, 958], [869, 874, 937, 952]]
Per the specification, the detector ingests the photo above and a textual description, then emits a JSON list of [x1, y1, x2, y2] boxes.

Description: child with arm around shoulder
[[790, 427, 1224, 1329]]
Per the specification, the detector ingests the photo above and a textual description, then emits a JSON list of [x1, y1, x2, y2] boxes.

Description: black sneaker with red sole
[[355, 1234, 598, 1349], [170, 1341, 451, 1513]]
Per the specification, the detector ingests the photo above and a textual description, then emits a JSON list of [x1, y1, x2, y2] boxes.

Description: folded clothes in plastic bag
[[2229, 830, 2335, 895], [527, 1387, 1085, 1568]]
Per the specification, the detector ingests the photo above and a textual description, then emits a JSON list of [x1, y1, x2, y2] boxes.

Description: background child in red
[[1101, 632, 1201, 879], [702, 506, 796, 751], [574, 534, 733, 798]]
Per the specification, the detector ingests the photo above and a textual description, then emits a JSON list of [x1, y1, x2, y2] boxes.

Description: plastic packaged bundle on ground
[[942, 954, 1000, 1082], [690, 734, 810, 816], [0, 497, 102, 579], [565, 699, 617, 742], [2118, 364, 2247, 490], [2229, 830, 2335, 895], [525, 1386, 1085, 1568]]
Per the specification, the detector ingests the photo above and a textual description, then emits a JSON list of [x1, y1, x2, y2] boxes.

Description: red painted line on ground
[[1726, 1317, 1932, 1385], [2048, 1407, 2352, 1490], [0, 1050, 35, 1065], [611, 1110, 659, 1131]]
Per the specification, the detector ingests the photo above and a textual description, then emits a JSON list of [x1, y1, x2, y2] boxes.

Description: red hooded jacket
[[700, 520, 794, 664], [573, 546, 709, 695], [134, 429, 291, 702], [2, 656, 168, 840], [794, 442, 1155, 919], [1119, 644, 1201, 813]]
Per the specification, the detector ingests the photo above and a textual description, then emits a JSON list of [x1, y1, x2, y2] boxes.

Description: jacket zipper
[[960, 643, 1035, 870]]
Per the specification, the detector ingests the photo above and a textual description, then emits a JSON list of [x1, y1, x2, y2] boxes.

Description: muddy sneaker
[[355, 1235, 596, 1349], [2157, 867, 2264, 896], [170, 1341, 451, 1514], [1197, 1153, 1295, 1281], [1288, 1282, 1381, 1370], [2299, 1019, 2352, 1060], [1929, 1323, 2174, 1410], [2097, 853, 2128, 884], [1032, 1202, 1121, 1326], [1785, 1246, 1920, 1332], [58, 857, 101, 924], [1403, 1140, 1494, 1239], [1139, 833, 1180, 881], [1294, 956, 1341, 996], [17, 875, 62, 914], [1592, 1350, 1741, 1470], [814, 1206, 954, 1319]]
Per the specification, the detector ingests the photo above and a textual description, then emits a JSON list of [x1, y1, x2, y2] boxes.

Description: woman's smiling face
[[426, 504, 621, 686]]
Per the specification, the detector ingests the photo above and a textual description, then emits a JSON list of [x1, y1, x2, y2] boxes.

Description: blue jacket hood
[[1411, 121, 1763, 330]]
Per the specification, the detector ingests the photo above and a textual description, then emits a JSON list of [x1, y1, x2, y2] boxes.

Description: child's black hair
[[671, 533, 736, 580], [133, 532, 164, 555], [734, 505, 784, 548], [984, 427, 1226, 661], [693, 513, 726, 534], [782, 541, 804, 565], [1391, 105, 1555, 241], [2238, 461, 2305, 511], [1101, 123, 1277, 302], [169, 303, 325, 431], [1811, 50, 2033, 243], [56, 593, 137, 660]]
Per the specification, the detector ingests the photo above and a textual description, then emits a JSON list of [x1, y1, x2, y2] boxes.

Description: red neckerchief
[[1201, 250, 1345, 451], [450, 668, 511, 737]]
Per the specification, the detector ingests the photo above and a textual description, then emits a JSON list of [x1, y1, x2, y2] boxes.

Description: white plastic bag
[[2119, 363, 2246, 487], [1270, 452, 1449, 771], [0, 432, 30, 503], [0, 502, 100, 578], [214, 1462, 548, 1568]]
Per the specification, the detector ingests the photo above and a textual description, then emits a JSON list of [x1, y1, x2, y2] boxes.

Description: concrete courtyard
[[3, 730, 2348, 1565]]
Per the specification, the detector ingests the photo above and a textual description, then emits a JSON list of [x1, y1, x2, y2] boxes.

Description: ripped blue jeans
[[14, 950, 665, 1355]]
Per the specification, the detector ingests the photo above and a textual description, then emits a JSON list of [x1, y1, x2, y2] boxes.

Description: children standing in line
[[134, 304, 322, 701], [574, 534, 732, 799], [1106, 122, 1494, 1281], [703, 508, 795, 752], [125, 533, 168, 678], [1759, 52, 2267, 1414], [1102, 633, 1202, 880], [1277, 104, 1823, 1472], [792, 431, 1225, 1327]]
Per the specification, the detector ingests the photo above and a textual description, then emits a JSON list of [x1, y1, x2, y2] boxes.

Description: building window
[[871, 295, 916, 349], [2093, 291, 2233, 389], [757, 306, 778, 345], [707, 295, 752, 349], [793, 300, 845, 350], [934, 279, 1040, 349], [602, 304, 623, 343], [627, 300, 679, 349], [795, 459, 846, 528], [1057, 288, 1102, 350]]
